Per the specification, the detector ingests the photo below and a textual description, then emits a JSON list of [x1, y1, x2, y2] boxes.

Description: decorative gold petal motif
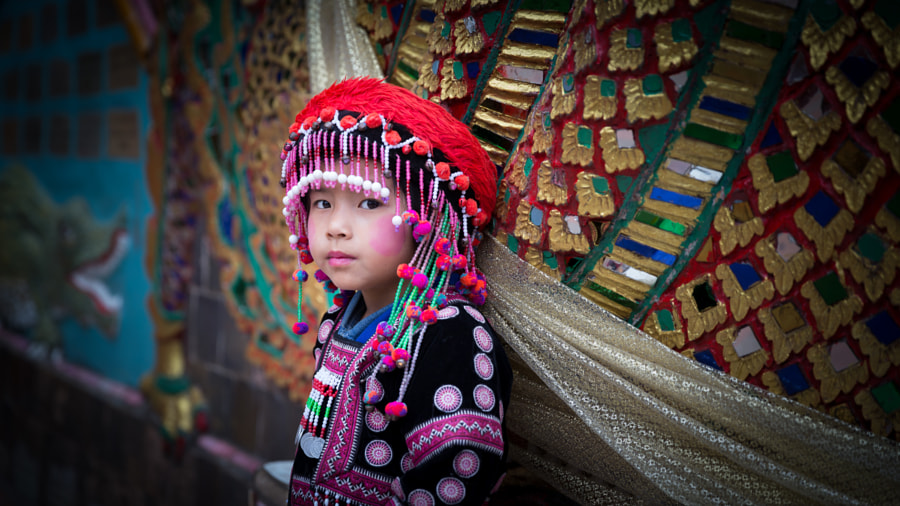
[[713, 206, 765, 256], [427, 15, 452, 56], [495, 180, 509, 221], [524, 246, 560, 279], [506, 154, 530, 191], [839, 234, 900, 302], [471, 0, 499, 8], [800, 14, 857, 71], [573, 29, 596, 75], [755, 234, 815, 295], [761, 371, 822, 408], [794, 204, 854, 262], [570, 0, 588, 26], [875, 203, 900, 243], [417, 60, 440, 92], [532, 112, 554, 154], [800, 272, 863, 339], [537, 160, 569, 205], [561, 123, 595, 167], [623, 78, 672, 122], [779, 100, 841, 161], [595, 0, 625, 30], [715, 264, 774, 322], [862, 11, 900, 69], [642, 308, 684, 348], [855, 389, 900, 437], [440, 59, 468, 101], [825, 66, 890, 124], [373, 6, 394, 40], [675, 274, 728, 341], [635, 0, 674, 18], [852, 319, 900, 378], [550, 76, 577, 119], [356, 1, 377, 30], [444, 0, 468, 12], [454, 18, 484, 54], [808, 342, 869, 403], [514, 199, 543, 244], [654, 21, 697, 73], [608, 28, 644, 72], [822, 156, 886, 213], [759, 303, 814, 364], [866, 115, 900, 172], [599, 126, 645, 172], [548, 210, 590, 254], [748, 153, 810, 213], [716, 327, 769, 381], [584, 75, 617, 121], [575, 171, 615, 218]]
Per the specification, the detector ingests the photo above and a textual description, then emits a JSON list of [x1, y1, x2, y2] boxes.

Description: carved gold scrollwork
[[573, 29, 596, 75], [713, 206, 765, 256], [862, 11, 900, 69], [537, 160, 569, 205], [623, 78, 672, 122], [755, 235, 815, 295], [748, 153, 810, 214], [599, 126, 645, 172], [794, 204, 854, 262], [838, 233, 900, 302], [716, 327, 769, 381], [761, 371, 822, 408], [427, 14, 452, 55], [608, 28, 644, 72], [675, 274, 728, 341], [808, 342, 868, 403], [800, 14, 857, 71], [759, 304, 814, 364], [825, 66, 890, 124], [852, 319, 900, 378], [550, 77, 578, 119], [635, 0, 674, 18], [866, 115, 900, 173], [643, 308, 685, 349], [779, 100, 841, 162], [440, 59, 468, 101], [855, 389, 900, 437], [575, 172, 615, 218], [548, 210, 590, 254], [584, 75, 617, 121], [561, 123, 595, 167], [715, 264, 774, 322], [595, 0, 625, 30], [454, 18, 484, 54], [822, 156, 886, 213], [418, 60, 440, 92], [654, 21, 697, 73], [532, 111, 553, 155], [800, 272, 863, 339], [514, 199, 543, 244]]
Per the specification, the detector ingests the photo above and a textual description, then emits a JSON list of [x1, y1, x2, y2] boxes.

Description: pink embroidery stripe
[[406, 411, 503, 467]]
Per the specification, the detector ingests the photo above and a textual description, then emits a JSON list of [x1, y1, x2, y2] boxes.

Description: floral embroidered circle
[[366, 376, 384, 398], [434, 385, 463, 413], [366, 409, 388, 432], [401, 452, 414, 473], [436, 477, 466, 504], [473, 384, 495, 412], [472, 326, 493, 353], [453, 450, 480, 478], [364, 440, 392, 467], [464, 305, 485, 323], [408, 489, 435, 506], [474, 353, 494, 380], [317, 320, 333, 343], [437, 306, 459, 320]]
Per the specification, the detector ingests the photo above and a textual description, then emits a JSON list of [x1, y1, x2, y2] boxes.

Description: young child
[[279, 78, 513, 506]]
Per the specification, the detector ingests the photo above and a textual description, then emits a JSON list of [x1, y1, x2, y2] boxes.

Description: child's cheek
[[369, 215, 407, 257]]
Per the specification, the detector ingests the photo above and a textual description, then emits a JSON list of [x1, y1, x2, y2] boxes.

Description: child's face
[[306, 185, 416, 312]]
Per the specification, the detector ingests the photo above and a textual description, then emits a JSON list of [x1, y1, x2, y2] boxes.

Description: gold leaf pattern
[[595, 0, 625, 30], [800, 273, 863, 339], [866, 115, 900, 173], [417, 60, 440, 92], [800, 14, 857, 71], [855, 389, 900, 437], [715, 264, 774, 322], [495, 180, 509, 221], [548, 210, 590, 254], [862, 11, 900, 69], [716, 327, 769, 381], [675, 274, 728, 342], [608, 29, 644, 72], [506, 154, 530, 191], [514, 199, 542, 244], [821, 156, 886, 213], [573, 29, 596, 75], [532, 113, 554, 155], [356, 2, 377, 30], [584, 75, 617, 121], [643, 309, 685, 349], [852, 319, 900, 378], [623, 78, 672, 122], [779, 100, 841, 162], [762, 371, 822, 408], [794, 204, 854, 262], [570, 0, 588, 26], [599, 126, 645, 172], [839, 234, 900, 302], [759, 304, 814, 364], [635, 0, 674, 18], [471, 0, 500, 8], [524, 246, 560, 279], [575, 171, 615, 218], [808, 342, 868, 403], [654, 21, 697, 73], [454, 18, 484, 54], [755, 235, 815, 295], [748, 153, 810, 214], [373, 7, 394, 41], [550, 77, 577, 119], [561, 123, 595, 167], [537, 160, 569, 205], [875, 204, 900, 243], [713, 206, 765, 257], [427, 15, 452, 56], [444, 0, 468, 12], [440, 59, 468, 101], [825, 66, 890, 124]]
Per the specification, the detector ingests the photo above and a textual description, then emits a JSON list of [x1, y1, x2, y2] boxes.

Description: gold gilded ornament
[[715, 264, 774, 322], [506, 154, 531, 191], [418, 60, 440, 92], [561, 123, 595, 167], [548, 210, 590, 254], [623, 78, 672, 122], [866, 115, 900, 172], [761, 371, 822, 408], [444, 0, 468, 12], [599, 126, 645, 172], [471, 0, 499, 8], [794, 203, 853, 262], [575, 171, 615, 218], [654, 21, 697, 73], [573, 29, 596, 75], [570, 0, 588, 26], [821, 155, 885, 214], [643, 308, 685, 348], [862, 11, 900, 69], [713, 205, 764, 256], [427, 15, 452, 56], [532, 111, 554, 155], [440, 59, 468, 101], [537, 161, 569, 205], [801, 14, 857, 71], [855, 389, 900, 437], [595, 0, 625, 30], [759, 303, 814, 364], [808, 342, 868, 403], [748, 153, 809, 213], [524, 246, 560, 279], [584, 75, 617, 121], [839, 232, 900, 302], [550, 75, 577, 119], [373, 5, 394, 41], [825, 66, 890, 124], [454, 18, 484, 54], [716, 327, 769, 381], [779, 100, 841, 162], [676, 274, 728, 341], [800, 271, 863, 339], [356, 1, 377, 30], [514, 199, 543, 244], [853, 319, 900, 378], [608, 28, 643, 72], [495, 180, 509, 221], [635, 0, 674, 18], [875, 202, 900, 243], [755, 234, 815, 295]]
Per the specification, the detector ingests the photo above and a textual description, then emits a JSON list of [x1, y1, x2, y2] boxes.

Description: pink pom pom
[[401, 210, 419, 226], [314, 269, 329, 282], [391, 348, 410, 362], [376, 322, 395, 338], [413, 221, 432, 240], [420, 309, 437, 324], [292, 321, 309, 335], [425, 289, 434, 299], [364, 390, 383, 404], [377, 341, 395, 356], [385, 401, 408, 418], [411, 272, 429, 289], [381, 356, 396, 372]]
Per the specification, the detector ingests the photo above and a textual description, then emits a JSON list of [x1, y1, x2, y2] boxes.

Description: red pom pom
[[392, 348, 410, 362], [319, 107, 336, 122], [364, 113, 382, 128], [474, 210, 489, 227], [435, 162, 451, 180], [333, 292, 347, 307], [436, 255, 452, 271], [406, 305, 422, 318], [401, 144, 412, 154], [461, 273, 477, 287], [299, 250, 314, 264], [289, 122, 301, 133], [454, 175, 470, 191], [413, 140, 430, 155], [451, 254, 467, 270], [385, 130, 402, 145], [434, 238, 452, 255], [301, 116, 316, 130], [292, 321, 309, 335], [465, 199, 478, 216], [420, 308, 437, 324], [397, 263, 413, 279], [339, 115, 357, 129], [385, 401, 408, 418], [377, 341, 394, 356]]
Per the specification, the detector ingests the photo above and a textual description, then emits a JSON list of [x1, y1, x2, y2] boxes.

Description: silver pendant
[[300, 432, 326, 459]]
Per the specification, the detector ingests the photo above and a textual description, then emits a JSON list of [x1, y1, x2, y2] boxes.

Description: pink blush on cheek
[[370, 216, 407, 257]]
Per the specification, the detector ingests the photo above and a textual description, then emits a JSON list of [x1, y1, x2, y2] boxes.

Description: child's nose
[[326, 207, 352, 238]]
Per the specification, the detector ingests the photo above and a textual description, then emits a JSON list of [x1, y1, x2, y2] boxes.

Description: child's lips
[[327, 251, 355, 266]]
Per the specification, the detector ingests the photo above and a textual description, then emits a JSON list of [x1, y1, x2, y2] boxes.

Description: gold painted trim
[[730, 0, 793, 32], [716, 327, 769, 381], [862, 11, 900, 69], [584, 75, 617, 121], [623, 78, 673, 122], [595, 0, 625, 30], [514, 199, 543, 244], [643, 308, 685, 349], [573, 29, 596, 75], [794, 204, 854, 262], [599, 126, 644, 172], [635, 0, 674, 18], [839, 235, 900, 302], [779, 100, 841, 162], [537, 160, 569, 205], [667, 137, 732, 172], [608, 28, 644, 72], [548, 210, 590, 254], [561, 123, 595, 167], [821, 157, 886, 213], [655, 21, 698, 73], [855, 389, 900, 437], [759, 304, 814, 364], [675, 274, 728, 341], [715, 263, 774, 322], [800, 272, 863, 339], [714, 205, 765, 256], [748, 153, 809, 214], [875, 205, 900, 243], [575, 171, 615, 218], [808, 342, 868, 403], [852, 319, 900, 378], [524, 246, 561, 280], [866, 115, 900, 174], [801, 14, 857, 71], [550, 77, 578, 119], [825, 65, 890, 124], [761, 371, 822, 408], [454, 18, 485, 54], [754, 235, 815, 296], [440, 59, 468, 100], [531, 113, 553, 155]]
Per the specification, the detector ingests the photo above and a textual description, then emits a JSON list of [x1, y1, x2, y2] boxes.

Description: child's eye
[[360, 199, 381, 210], [313, 200, 331, 209]]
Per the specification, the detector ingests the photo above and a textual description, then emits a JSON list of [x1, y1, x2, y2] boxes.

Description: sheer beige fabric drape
[[306, 0, 383, 95]]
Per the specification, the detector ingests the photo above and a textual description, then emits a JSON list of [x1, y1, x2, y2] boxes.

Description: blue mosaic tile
[[694, 349, 722, 370], [730, 263, 762, 290], [804, 191, 840, 227], [466, 61, 480, 79], [650, 187, 703, 209], [615, 236, 677, 265], [699, 96, 751, 121], [776, 363, 810, 396], [760, 122, 783, 149], [866, 311, 900, 346], [420, 9, 436, 23], [508, 28, 559, 47]]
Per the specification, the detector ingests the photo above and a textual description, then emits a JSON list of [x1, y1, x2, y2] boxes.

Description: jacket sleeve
[[390, 304, 513, 506]]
